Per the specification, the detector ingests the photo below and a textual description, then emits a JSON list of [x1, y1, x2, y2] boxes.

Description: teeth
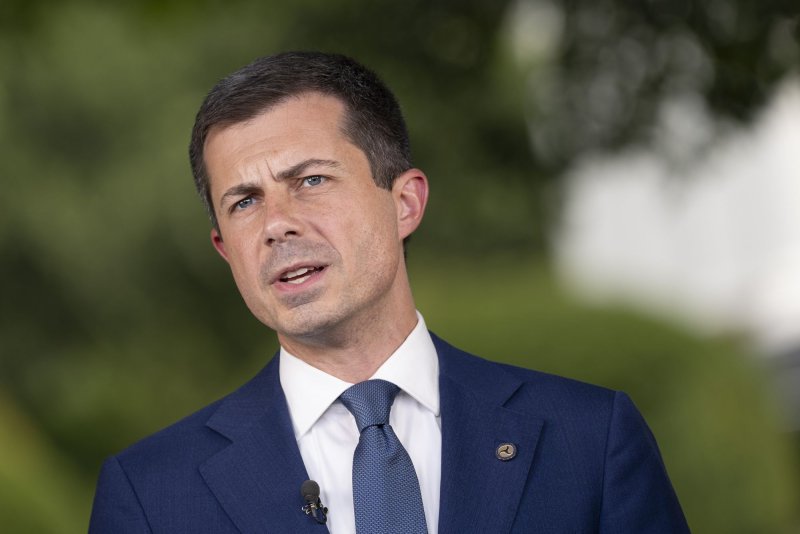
[[284, 267, 313, 279], [280, 266, 321, 284]]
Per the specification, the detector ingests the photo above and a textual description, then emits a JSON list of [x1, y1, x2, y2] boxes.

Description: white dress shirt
[[280, 312, 441, 534]]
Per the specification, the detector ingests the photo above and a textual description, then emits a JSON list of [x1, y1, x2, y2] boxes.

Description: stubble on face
[[263, 224, 403, 349], [258, 240, 339, 310], [207, 93, 417, 364]]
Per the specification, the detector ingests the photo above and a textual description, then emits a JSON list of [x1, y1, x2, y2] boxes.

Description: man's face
[[204, 92, 425, 346]]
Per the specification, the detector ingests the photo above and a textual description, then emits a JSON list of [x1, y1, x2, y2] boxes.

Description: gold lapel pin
[[496, 443, 517, 461]]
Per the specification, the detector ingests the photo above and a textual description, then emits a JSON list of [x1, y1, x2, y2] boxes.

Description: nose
[[263, 195, 302, 246]]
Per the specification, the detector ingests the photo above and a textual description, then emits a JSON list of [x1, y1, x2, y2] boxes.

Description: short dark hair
[[189, 51, 413, 230]]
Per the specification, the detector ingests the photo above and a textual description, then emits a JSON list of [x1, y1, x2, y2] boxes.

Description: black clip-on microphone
[[300, 480, 328, 525]]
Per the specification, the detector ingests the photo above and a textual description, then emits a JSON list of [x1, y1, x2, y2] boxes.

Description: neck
[[278, 304, 419, 384]]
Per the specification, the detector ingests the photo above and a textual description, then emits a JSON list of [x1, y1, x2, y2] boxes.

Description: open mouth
[[279, 266, 325, 285]]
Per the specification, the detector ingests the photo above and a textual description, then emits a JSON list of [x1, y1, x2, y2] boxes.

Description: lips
[[278, 265, 325, 285]]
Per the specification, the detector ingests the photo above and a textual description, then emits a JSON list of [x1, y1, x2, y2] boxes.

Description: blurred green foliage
[[1, 0, 798, 532]]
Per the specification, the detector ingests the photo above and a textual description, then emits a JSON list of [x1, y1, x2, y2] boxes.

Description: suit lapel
[[199, 356, 325, 533], [434, 336, 544, 534], [197, 337, 542, 533]]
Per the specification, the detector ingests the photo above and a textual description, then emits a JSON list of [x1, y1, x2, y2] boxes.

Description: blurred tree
[[508, 0, 800, 172]]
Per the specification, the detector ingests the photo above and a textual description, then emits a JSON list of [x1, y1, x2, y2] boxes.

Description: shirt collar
[[279, 312, 440, 439]]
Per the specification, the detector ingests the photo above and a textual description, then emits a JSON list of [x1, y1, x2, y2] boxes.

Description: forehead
[[206, 92, 347, 151], [205, 94, 349, 170], [203, 93, 370, 195]]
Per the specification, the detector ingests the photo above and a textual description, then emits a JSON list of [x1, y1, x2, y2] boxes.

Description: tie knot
[[339, 379, 400, 432]]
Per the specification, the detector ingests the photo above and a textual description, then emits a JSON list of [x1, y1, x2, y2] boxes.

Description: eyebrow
[[219, 159, 341, 207], [275, 158, 340, 180], [220, 182, 262, 207]]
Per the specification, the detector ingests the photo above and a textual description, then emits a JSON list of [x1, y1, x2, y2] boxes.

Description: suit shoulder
[[434, 334, 618, 416], [113, 397, 229, 474], [498, 359, 615, 401], [111, 357, 280, 472]]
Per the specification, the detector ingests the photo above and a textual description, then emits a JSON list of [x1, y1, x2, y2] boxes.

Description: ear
[[210, 228, 230, 262], [392, 168, 429, 240]]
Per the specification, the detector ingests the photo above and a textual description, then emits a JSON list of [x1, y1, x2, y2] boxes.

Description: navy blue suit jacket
[[89, 334, 689, 533]]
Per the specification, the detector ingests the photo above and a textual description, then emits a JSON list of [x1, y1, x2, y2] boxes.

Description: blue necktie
[[339, 379, 428, 534]]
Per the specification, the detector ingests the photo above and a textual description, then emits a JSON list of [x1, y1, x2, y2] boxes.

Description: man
[[89, 52, 689, 533]]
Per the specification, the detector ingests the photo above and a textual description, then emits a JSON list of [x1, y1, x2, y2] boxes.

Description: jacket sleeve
[[89, 456, 152, 534], [599, 391, 691, 533]]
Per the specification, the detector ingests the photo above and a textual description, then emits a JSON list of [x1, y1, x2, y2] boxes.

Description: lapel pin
[[496, 442, 517, 461]]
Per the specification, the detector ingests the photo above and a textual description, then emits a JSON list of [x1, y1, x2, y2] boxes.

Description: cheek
[[222, 235, 264, 285], [349, 205, 401, 268]]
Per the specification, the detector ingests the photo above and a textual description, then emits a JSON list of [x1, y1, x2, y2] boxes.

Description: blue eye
[[303, 175, 325, 187], [235, 197, 254, 210]]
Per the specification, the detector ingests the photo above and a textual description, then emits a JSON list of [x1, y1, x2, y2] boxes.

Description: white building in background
[[554, 78, 800, 356]]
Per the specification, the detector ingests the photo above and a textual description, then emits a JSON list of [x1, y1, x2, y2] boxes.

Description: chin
[[269, 306, 344, 342]]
